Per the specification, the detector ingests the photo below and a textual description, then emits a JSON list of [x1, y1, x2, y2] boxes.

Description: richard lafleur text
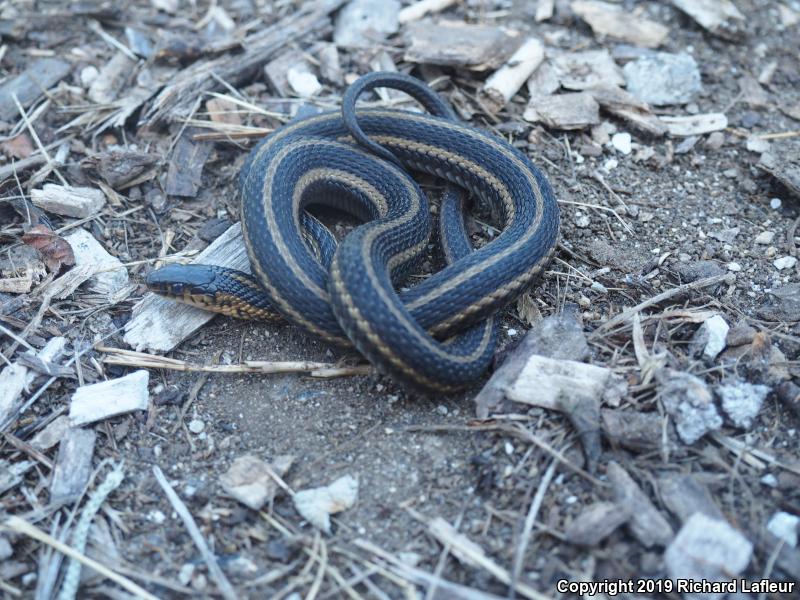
[[556, 578, 796, 596]]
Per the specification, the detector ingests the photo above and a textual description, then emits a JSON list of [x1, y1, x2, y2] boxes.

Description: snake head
[[145, 264, 219, 298]]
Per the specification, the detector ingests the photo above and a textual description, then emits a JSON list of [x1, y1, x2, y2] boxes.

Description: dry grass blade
[[97, 345, 371, 378], [0, 516, 159, 600]]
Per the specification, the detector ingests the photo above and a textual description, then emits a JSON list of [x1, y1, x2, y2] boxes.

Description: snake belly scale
[[146, 72, 560, 392]]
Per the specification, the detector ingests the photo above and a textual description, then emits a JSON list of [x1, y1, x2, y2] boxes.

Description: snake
[[146, 72, 559, 392]]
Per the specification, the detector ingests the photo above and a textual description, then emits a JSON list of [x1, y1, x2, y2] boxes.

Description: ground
[[1, 0, 799, 598]]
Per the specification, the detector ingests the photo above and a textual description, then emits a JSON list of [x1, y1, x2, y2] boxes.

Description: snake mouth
[[145, 264, 218, 297]]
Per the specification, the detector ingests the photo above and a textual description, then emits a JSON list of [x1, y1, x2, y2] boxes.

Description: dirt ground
[[1, 0, 800, 598]]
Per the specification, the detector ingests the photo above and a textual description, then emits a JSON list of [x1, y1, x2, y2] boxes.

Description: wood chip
[[571, 0, 670, 48], [524, 92, 600, 129], [124, 223, 249, 352], [551, 49, 624, 90], [607, 462, 674, 547], [588, 85, 668, 137], [398, 0, 457, 24], [165, 129, 213, 197], [69, 370, 149, 426], [50, 427, 97, 504], [0, 58, 71, 121], [63, 228, 131, 301], [481, 38, 545, 111], [30, 184, 106, 219], [564, 501, 630, 546], [659, 112, 728, 136], [88, 52, 137, 105], [30, 415, 72, 450], [670, 0, 745, 40], [0, 337, 67, 432], [404, 22, 523, 71]]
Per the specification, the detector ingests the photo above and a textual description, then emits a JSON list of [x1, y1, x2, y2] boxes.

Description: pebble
[[774, 256, 797, 270], [740, 111, 761, 128], [770, 198, 782, 209], [767, 512, 799, 547], [745, 136, 770, 154], [658, 370, 721, 444], [692, 315, 729, 360], [723, 168, 738, 178], [760, 473, 778, 487], [716, 380, 770, 428], [603, 158, 618, 171], [574, 214, 591, 228], [623, 52, 701, 106], [436, 405, 448, 415], [665, 513, 753, 589], [333, 0, 399, 48], [188, 419, 205, 434], [80, 65, 99, 88], [705, 131, 725, 150], [754, 231, 775, 244], [727, 262, 742, 272], [611, 132, 632, 155]]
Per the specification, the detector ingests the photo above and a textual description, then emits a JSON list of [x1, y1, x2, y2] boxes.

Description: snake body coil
[[146, 73, 559, 392]]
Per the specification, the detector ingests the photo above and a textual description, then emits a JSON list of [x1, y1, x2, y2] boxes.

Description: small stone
[[716, 380, 770, 428], [766, 512, 799, 547], [761, 473, 778, 488], [665, 513, 753, 599], [754, 231, 775, 245], [774, 256, 797, 270], [723, 168, 738, 178], [574, 214, 591, 228], [188, 419, 205, 434], [770, 198, 782, 209], [80, 65, 99, 88], [740, 111, 761, 128], [611, 132, 632, 155], [745, 136, 770, 154], [334, 0, 399, 48], [705, 131, 725, 150], [658, 370, 722, 444], [727, 262, 742, 272], [436, 405, 448, 415], [691, 315, 729, 360], [603, 158, 618, 171], [676, 260, 725, 281], [623, 52, 702, 106]]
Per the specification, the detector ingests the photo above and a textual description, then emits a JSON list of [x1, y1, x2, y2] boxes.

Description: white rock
[[727, 262, 742, 272], [658, 370, 721, 444], [334, 0, 400, 48], [716, 380, 770, 428], [665, 513, 752, 600], [694, 314, 729, 360], [603, 158, 618, 171], [774, 256, 797, 270], [188, 419, 205, 434], [770, 197, 782, 209], [287, 68, 322, 98], [754, 231, 775, 245], [611, 132, 632, 155], [80, 65, 99, 88], [767, 511, 799, 547], [219, 454, 294, 510], [745, 136, 770, 153], [293, 475, 358, 534], [69, 370, 149, 426]]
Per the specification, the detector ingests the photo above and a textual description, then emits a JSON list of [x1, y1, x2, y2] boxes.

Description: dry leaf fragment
[[21, 225, 75, 274], [293, 475, 358, 534]]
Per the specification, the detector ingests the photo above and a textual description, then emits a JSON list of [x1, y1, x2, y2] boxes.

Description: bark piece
[[660, 113, 728, 136], [564, 502, 630, 546], [50, 427, 97, 504], [30, 184, 106, 219], [404, 22, 523, 71], [524, 92, 600, 129], [0, 58, 71, 120], [481, 38, 545, 111], [69, 370, 149, 426], [670, 0, 745, 40], [607, 462, 674, 547], [571, 0, 670, 48], [165, 129, 213, 197]]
